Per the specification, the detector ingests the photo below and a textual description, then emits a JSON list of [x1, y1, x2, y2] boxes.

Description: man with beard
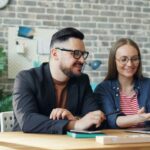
[[12, 27, 105, 134]]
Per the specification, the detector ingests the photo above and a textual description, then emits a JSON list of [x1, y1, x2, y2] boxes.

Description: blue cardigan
[[94, 77, 150, 128]]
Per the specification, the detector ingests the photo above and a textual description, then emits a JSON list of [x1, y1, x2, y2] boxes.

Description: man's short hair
[[50, 27, 84, 48]]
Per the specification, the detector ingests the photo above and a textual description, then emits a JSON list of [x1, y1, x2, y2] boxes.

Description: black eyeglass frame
[[55, 47, 89, 60]]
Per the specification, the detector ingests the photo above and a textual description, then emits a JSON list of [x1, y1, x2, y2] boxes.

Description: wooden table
[[0, 130, 150, 150]]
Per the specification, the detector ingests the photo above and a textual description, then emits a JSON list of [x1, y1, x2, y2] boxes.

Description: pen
[[105, 110, 120, 116]]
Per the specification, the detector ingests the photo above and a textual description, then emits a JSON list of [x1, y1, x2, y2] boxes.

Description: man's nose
[[79, 55, 85, 63]]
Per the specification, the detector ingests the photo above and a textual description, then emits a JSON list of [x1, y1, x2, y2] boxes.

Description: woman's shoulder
[[95, 79, 117, 91], [98, 79, 117, 86], [134, 77, 150, 89], [138, 77, 150, 83]]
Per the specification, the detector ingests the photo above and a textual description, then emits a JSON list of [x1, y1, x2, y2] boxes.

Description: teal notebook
[[67, 131, 105, 138]]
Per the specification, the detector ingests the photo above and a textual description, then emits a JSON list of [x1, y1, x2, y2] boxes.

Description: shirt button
[[116, 94, 119, 96]]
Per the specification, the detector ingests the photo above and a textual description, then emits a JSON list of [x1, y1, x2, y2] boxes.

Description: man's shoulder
[[70, 73, 90, 85], [79, 73, 89, 78], [16, 63, 49, 79], [16, 67, 37, 79], [75, 73, 89, 81]]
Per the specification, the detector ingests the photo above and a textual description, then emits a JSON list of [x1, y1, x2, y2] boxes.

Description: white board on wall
[[8, 27, 57, 79]]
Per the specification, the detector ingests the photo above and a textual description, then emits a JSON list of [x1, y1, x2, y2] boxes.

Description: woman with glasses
[[94, 38, 150, 129]]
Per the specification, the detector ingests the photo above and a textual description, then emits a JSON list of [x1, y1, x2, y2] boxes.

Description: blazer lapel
[[66, 81, 79, 114], [44, 64, 57, 109]]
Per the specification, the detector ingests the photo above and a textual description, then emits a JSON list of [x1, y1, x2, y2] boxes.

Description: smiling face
[[57, 37, 86, 77], [115, 44, 140, 80]]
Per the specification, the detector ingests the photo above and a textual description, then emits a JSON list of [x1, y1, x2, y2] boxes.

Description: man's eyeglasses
[[55, 47, 89, 60], [116, 56, 140, 65]]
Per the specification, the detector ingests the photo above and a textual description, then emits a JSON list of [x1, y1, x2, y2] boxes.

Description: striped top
[[120, 91, 139, 115], [120, 91, 144, 127]]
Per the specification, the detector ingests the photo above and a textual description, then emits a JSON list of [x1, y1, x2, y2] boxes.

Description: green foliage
[[0, 95, 12, 112], [0, 46, 6, 73], [0, 46, 12, 112], [0, 88, 12, 112]]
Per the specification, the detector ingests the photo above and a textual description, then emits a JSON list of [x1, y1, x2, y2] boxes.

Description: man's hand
[[73, 110, 105, 130], [49, 108, 76, 120]]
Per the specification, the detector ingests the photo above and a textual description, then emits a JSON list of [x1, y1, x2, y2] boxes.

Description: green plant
[[0, 88, 12, 112], [0, 46, 6, 73], [0, 92, 12, 112], [0, 46, 12, 112]]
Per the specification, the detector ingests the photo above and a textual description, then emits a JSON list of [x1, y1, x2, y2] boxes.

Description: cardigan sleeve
[[94, 82, 124, 129]]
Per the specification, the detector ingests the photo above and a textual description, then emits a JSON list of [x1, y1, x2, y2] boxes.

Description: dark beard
[[61, 62, 83, 78]]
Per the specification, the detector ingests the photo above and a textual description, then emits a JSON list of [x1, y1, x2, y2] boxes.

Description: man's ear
[[51, 48, 59, 60]]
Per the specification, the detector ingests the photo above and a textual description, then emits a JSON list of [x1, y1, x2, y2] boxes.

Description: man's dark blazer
[[13, 63, 99, 134]]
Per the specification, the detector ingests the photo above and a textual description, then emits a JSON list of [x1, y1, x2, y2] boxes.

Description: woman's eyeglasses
[[116, 56, 140, 65], [55, 47, 89, 60]]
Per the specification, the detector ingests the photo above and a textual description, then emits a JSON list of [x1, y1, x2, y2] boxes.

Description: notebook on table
[[67, 129, 105, 138]]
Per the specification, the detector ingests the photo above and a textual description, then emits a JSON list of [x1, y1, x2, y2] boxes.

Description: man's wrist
[[66, 120, 76, 130], [75, 116, 81, 120]]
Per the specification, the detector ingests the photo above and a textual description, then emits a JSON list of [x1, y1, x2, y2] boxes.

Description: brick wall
[[0, 0, 150, 92]]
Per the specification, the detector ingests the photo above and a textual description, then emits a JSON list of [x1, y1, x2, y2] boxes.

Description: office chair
[[0, 111, 14, 132]]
